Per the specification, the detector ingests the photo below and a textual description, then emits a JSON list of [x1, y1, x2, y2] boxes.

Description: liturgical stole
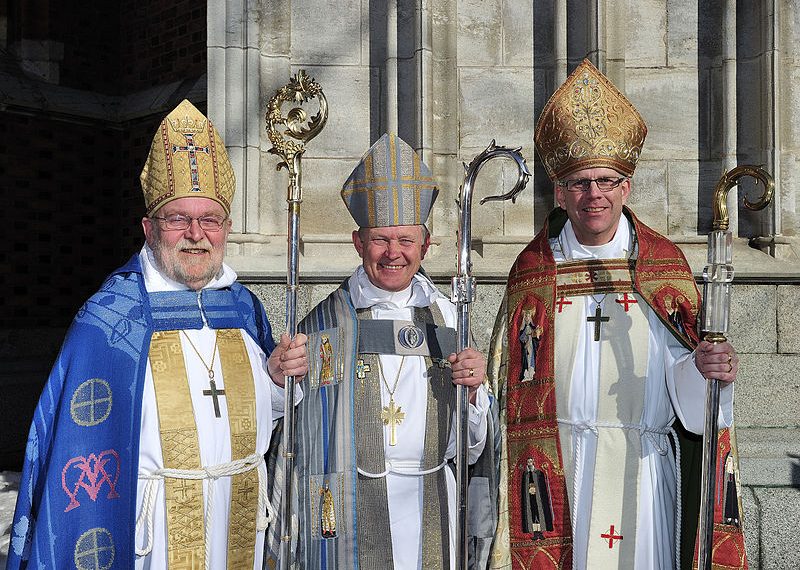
[[555, 259, 652, 568], [148, 329, 259, 570]]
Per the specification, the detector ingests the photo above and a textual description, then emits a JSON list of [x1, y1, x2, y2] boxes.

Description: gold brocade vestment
[[148, 329, 260, 570]]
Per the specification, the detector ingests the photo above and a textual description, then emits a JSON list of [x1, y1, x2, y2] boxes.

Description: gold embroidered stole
[[555, 260, 648, 568], [149, 330, 205, 569], [218, 329, 259, 570], [149, 329, 259, 570]]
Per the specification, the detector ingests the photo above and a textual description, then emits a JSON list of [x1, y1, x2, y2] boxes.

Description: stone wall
[[221, 1, 800, 280], [730, 284, 800, 569]]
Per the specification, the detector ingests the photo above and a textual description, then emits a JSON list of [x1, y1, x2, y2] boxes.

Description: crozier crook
[[265, 69, 328, 570], [697, 164, 773, 570], [452, 141, 530, 570]]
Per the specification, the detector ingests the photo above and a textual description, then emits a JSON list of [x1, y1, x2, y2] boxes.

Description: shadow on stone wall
[[790, 453, 800, 488]]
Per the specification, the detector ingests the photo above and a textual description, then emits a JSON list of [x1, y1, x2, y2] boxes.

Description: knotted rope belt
[[357, 459, 448, 478], [135, 452, 275, 569]]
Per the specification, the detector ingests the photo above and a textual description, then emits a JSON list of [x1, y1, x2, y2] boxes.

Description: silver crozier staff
[[265, 70, 328, 570], [452, 141, 530, 569], [698, 165, 773, 570]]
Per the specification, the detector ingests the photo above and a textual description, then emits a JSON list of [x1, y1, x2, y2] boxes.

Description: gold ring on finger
[[468, 368, 474, 377]]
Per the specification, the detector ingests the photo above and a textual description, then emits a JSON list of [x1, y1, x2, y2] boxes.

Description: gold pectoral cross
[[380, 398, 405, 446]]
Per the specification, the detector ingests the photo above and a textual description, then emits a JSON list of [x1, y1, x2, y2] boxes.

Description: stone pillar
[[207, 0, 263, 234], [554, 0, 567, 81], [604, 0, 626, 91], [428, 0, 458, 241], [723, 0, 739, 234], [587, 0, 604, 71], [417, 0, 433, 160], [778, 0, 800, 237], [385, 0, 399, 134], [766, 0, 781, 239]]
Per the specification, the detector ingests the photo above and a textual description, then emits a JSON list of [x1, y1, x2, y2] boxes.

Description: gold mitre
[[140, 99, 236, 215], [534, 59, 647, 180]]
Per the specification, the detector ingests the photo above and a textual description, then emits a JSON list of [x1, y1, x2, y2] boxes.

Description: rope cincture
[[558, 419, 682, 570], [357, 459, 448, 479], [135, 452, 275, 569]]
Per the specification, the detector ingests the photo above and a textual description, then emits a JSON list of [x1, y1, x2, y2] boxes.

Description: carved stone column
[[207, 0, 263, 234]]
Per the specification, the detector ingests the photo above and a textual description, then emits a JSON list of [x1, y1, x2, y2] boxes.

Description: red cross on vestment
[[555, 296, 573, 313], [600, 524, 624, 549], [615, 293, 638, 312]]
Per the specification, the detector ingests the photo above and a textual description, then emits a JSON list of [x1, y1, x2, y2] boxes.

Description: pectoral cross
[[380, 399, 405, 446], [587, 305, 609, 341], [202, 379, 226, 418]]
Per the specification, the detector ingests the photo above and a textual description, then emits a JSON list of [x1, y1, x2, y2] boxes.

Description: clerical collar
[[139, 244, 237, 294], [348, 265, 442, 310], [553, 216, 632, 262]]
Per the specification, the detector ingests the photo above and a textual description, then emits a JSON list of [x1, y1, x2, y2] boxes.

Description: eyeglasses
[[557, 177, 628, 193], [151, 214, 228, 232]]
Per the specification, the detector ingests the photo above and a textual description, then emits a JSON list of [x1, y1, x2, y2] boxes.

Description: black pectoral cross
[[202, 378, 226, 418], [587, 305, 610, 341]]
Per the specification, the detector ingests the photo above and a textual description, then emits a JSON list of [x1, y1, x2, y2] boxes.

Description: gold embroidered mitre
[[534, 59, 647, 180], [140, 99, 236, 215]]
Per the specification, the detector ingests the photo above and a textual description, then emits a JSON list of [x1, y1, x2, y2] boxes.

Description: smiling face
[[352, 225, 431, 292], [555, 167, 631, 246], [142, 197, 231, 290]]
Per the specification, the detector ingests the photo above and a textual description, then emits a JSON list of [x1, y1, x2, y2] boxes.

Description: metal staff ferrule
[[451, 275, 476, 305], [265, 69, 328, 570], [452, 140, 530, 570], [697, 164, 773, 570]]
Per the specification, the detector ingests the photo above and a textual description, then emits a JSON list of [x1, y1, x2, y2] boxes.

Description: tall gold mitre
[[534, 59, 647, 180], [140, 99, 236, 215]]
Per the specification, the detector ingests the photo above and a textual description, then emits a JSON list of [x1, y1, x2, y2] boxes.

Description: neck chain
[[557, 233, 615, 342], [181, 330, 226, 418], [181, 330, 219, 380], [377, 355, 406, 396], [378, 355, 406, 446]]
